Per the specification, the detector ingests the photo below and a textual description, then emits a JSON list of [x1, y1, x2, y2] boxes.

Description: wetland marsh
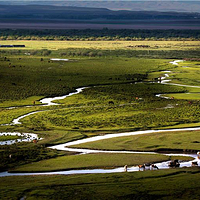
[[0, 39, 200, 199]]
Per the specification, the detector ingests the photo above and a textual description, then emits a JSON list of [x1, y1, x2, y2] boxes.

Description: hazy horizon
[[0, 0, 200, 13]]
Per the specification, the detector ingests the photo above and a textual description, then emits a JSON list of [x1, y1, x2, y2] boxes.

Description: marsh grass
[[0, 40, 200, 177]]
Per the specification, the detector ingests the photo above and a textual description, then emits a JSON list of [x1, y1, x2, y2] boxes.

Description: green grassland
[[0, 56, 167, 103], [0, 40, 200, 50], [164, 93, 200, 100], [0, 42, 199, 148], [9, 153, 178, 172], [168, 62, 200, 86], [72, 130, 200, 152], [0, 142, 75, 172], [0, 39, 200, 199], [0, 168, 200, 200], [0, 135, 22, 141], [19, 83, 200, 132], [0, 107, 42, 125]]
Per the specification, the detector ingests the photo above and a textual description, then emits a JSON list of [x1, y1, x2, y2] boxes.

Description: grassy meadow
[[72, 130, 200, 152], [0, 55, 168, 103], [0, 40, 200, 50], [20, 83, 200, 131], [0, 39, 200, 199], [1, 168, 200, 200], [9, 153, 180, 172]]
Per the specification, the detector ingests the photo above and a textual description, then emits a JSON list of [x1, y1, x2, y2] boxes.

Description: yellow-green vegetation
[[0, 168, 200, 200], [0, 107, 42, 125], [0, 40, 200, 50], [0, 56, 167, 103], [72, 130, 200, 152], [0, 40, 200, 179], [0, 96, 43, 108], [169, 61, 200, 86], [0, 135, 22, 141], [37, 130, 85, 145], [20, 83, 200, 131], [149, 60, 200, 101], [164, 93, 200, 100], [9, 153, 191, 173]]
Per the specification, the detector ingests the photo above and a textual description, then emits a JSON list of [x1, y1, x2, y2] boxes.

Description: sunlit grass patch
[[10, 153, 176, 172], [0, 40, 200, 50], [164, 92, 200, 100], [72, 130, 200, 152]]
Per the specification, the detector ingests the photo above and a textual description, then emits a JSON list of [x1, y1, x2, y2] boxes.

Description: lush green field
[[0, 39, 200, 199], [19, 83, 200, 131], [0, 168, 200, 200], [169, 61, 200, 86], [0, 135, 21, 141], [10, 153, 193, 173], [0, 40, 200, 50], [0, 55, 168, 103], [72, 130, 200, 152]]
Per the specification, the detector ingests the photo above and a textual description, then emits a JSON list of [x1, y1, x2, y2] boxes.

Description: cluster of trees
[[0, 29, 199, 41]]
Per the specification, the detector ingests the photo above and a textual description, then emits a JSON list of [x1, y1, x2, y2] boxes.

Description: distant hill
[[0, 1, 200, 13], [0, 5, 199, 20], [0, 4, 199, 30]]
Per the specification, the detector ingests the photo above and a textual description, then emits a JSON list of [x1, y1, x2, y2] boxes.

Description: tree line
[[0, 29, 199, 41]]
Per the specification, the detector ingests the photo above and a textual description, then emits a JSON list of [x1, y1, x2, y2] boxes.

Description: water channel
[[0, 60, 199, 177]]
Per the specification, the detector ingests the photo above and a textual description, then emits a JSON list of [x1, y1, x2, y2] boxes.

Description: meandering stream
[[0, 60, 199, 177]]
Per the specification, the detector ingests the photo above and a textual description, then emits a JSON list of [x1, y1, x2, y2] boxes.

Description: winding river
[[0, 60, 199, 177]]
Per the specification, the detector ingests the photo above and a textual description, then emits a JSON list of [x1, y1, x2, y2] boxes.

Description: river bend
[[0, 60, 199, 177]]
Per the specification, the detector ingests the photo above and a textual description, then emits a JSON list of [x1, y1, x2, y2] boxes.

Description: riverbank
[[0, 59, 200, 176]]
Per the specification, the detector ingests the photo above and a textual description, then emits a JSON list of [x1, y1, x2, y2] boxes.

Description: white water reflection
[[55, 147, 157, 154], [169, 60, 183, 65], [50, 58, 69, 62], [0, 153, 198, 177], [0, 59, 200, 177], [49, 127, 200, 152], [2, 87, 87, 127], [163, 82, 200, 88], [40, 87, 87, 106], [0, 132, 39, 145], [1, 87, 87, 145], [12, 111, 43, 125]]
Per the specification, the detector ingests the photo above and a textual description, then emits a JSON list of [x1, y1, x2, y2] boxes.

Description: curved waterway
[[40, 87, 86, 106], [0, 153, 198, 177], [0, 87, 86, 144], [1, 87, 87, 126], [0, 60, 200, 177]]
